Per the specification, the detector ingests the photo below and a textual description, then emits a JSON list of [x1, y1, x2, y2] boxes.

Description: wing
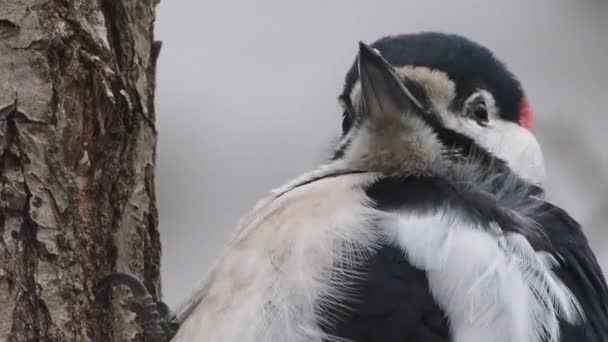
[[535, 202, 608, 342], [320, 245, 450, 342], [321, 175, 600, 342]]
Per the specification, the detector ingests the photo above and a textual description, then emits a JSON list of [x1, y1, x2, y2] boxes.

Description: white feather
[[439, 110, 546, 186], [172, 172, 381, 342], [385, 212, 581, 342]]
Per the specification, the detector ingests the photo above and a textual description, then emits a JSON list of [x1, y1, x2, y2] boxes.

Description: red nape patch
[[519, 98, 534, 129]]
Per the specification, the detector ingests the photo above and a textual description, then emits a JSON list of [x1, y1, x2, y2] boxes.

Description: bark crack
[[3, 110, 55, 341]]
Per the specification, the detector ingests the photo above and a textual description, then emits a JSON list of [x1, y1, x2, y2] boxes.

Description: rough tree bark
[[0, 0, 161, 341]]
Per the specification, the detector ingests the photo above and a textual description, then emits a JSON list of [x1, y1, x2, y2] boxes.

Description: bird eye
[[469, 98, 489, 126]]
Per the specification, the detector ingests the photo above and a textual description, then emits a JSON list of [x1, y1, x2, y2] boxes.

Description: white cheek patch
[[484, 121, 545, 185], [385, 212, 581, 342], [442, 115, 546, 186]]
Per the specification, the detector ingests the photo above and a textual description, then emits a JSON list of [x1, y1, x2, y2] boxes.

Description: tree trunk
[[0, 0, 161, 341]]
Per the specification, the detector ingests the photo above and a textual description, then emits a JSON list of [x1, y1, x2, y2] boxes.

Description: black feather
[[534, 203, 608, 342]]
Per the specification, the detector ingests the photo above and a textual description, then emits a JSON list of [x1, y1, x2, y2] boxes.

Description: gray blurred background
[[155, 0, 607, 308]]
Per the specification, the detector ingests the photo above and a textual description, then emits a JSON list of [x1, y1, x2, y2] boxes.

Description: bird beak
[[357, 41, 426, 119]]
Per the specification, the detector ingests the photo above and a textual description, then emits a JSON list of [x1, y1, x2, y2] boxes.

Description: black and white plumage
[[170, 33, 608, 342]]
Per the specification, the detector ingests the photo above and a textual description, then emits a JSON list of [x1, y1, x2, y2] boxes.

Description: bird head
[[333, 33, 544, 186]]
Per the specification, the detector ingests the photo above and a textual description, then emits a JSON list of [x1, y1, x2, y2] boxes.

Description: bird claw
[[98, 272, 179, 342]]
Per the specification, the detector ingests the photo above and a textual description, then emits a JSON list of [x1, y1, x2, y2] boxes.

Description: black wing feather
[[536, 203, 608, 342], [321, 245, 450, 342]]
